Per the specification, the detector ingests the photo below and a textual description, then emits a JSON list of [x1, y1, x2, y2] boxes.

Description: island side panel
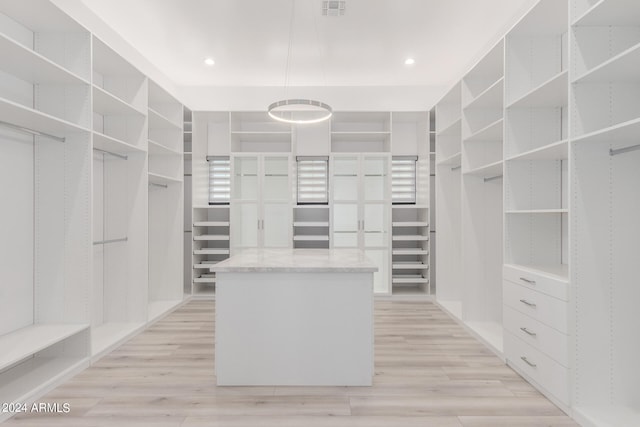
[[215, 271, 373, 386]]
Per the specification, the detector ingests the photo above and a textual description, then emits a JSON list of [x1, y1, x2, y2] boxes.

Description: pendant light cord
[[284, 0, 296, 94]]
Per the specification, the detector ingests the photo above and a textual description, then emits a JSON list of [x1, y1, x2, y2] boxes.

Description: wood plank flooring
[[4, 300, 579, 426]]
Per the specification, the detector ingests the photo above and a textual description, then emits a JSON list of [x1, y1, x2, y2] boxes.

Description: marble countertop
[[209, 248, 378, 273]]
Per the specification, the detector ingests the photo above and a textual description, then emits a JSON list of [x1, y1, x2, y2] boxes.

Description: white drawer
[[504, 331, 569, 405], [503, 280, 567, 334], [503, 264, 568, 301], [503, 305, 568, 367]]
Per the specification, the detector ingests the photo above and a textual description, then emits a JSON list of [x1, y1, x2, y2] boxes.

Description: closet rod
[[0, 120, 65, 142], [93, 237, 128, 245], [484, 174, 503, 182], [149, 182, 168, 189], [451, 165, 461, 171], [610, 143, 640, 157], [93, 147, 128, 160]]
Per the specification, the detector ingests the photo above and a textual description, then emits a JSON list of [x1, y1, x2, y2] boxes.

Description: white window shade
[[207, 156, 230, 204], [392, 156, 417, 204], [297, 157, 329, 204]]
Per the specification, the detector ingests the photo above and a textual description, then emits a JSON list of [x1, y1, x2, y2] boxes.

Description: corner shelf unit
[[192, 207, 230, 298]]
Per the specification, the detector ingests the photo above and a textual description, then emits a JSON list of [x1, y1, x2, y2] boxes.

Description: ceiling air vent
[[322, 1, 345, 16]]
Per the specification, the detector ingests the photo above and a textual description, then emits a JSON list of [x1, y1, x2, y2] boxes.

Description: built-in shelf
[[572, 0, 640, 26], [194, 275, 216, 283], [437, 152, 462, 167], [464, 160, 503, 178], [463, 78, 504, 110], [392, 248, 429, 255], [506, 139, 568, 161], [0, 324, 89, 372], [506, 209, 568, 214], [574, 42, 640, 83], [293, 221, 330, 227], [193, 221, 230, 227], [392, 263, 429, 269], [392, 221, 429, 227], [230, 131, 291, 142], [392, 235, 429, 241], [436, 117, 462, 136], [148, 172, 182, 185], [0, 33, 90, 85], [464, 118, 503, 142], [507, 71, 568, 108], [149, 140, 182, 156], [93, 132, 144, 155], [93, 85, 145, 117], [193, 235, 229, 241], [330, 131, 391, 142], [193, 249, 230, 255], [392, 275, 429, 283], [293, 236, 329, 241], [0, 97, 90, 136], [149, 108, 182, 130]]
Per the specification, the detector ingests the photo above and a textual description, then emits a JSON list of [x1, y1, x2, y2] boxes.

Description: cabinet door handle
[[258, 219, 260, 230], [520, 277, 536, 285], [521, 356, 537, 368], [519, 299, 537, 308], [520, 327, 537, 336]]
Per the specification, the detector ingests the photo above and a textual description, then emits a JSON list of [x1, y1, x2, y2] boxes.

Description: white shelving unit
[[569, 1, 640, 425], [460, 38, 505, 354], [183, 107, 193, 295], [331, 112, 391, 153], [191, 207, 229, 298], [293, 207, 330, 249], [0, 1, 92, 418], [503, 0, 570, 409], [147, 81, 184, 321], [391, 206, 430, 295], [435, 83, 463, 316]]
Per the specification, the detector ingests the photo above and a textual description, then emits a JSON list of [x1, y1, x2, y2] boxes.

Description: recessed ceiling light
[[204, 58, 215, 66], [405, 58, 415, 66]]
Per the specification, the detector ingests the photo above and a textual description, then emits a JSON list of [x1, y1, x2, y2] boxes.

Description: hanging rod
[[149, 182, 168, 189], [484, 174, 503, 182], [0, 120, 65, 142], [93, 237, 128, 246], [451, 165, 462, 171], [93, 147, 128, 160], [610, 143, 640, 157]]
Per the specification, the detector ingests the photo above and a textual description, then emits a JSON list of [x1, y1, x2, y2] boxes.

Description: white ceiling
[[79, 0, 536, 89]]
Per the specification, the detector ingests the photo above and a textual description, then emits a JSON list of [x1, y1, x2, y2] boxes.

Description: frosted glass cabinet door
[[231, 203, 259, 248], [263, 156, 289, 201], [333, 156, 359, 201], [263, 203, 292, 248], [363, 203, 387, 247], [333, 203, 359, 247], [363, 156, 388, 202], [233, 156, 258, 201]]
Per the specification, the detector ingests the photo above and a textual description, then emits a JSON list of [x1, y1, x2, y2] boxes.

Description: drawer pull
[[521, 356, 537, 368], [519, 299, 537, 307], [520, 327, 537, 336], [520, 277, 536, 285]]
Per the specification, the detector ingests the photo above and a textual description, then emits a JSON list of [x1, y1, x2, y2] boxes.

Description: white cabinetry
[[570, 1, 640, 425], [331, 154, 390, 294], [231, 154, 292, 252], [0, 1, 91, 419]]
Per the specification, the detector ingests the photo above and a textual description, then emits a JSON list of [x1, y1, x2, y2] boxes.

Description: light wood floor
[[5, 300, 579, 426]]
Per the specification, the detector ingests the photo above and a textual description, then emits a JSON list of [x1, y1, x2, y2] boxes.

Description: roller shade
[[297, 156, 329, 205], [207, 156, 230, 204], [392, 156, 417, 204]]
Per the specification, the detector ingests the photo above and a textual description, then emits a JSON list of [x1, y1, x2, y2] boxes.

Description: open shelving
[[391, 206, 430, 295], [192, 207, 230, 298], [0, 2, 94, 414], [293, 206, 330, 249], [331, 112, 391, 153], [230, 111, 292, 152], [148, 81, 183, 320]]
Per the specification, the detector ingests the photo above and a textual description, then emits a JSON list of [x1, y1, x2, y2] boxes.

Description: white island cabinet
[[210, 248, 376, 386]]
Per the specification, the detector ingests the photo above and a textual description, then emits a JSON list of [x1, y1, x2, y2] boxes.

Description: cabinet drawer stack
[[503, 265, 569, 406]]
